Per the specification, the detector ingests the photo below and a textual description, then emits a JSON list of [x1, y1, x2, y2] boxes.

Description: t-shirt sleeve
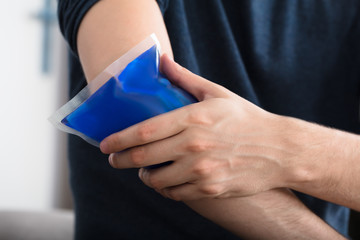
[[57, 0, 169, 56], [57, 0, 100, 56], [156, 0, 169, 15]]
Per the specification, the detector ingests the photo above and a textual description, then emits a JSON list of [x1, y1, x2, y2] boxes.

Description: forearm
[[77, 0, 172, 82], [75, 0, 358, 236], [186, 189, 345, 239], [282, 116, 360, 211]]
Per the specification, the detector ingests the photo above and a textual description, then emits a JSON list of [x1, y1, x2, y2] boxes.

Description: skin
[[77, 0, 173, 81], [77, 0, 351, 238], [101, 54, 360, 212]]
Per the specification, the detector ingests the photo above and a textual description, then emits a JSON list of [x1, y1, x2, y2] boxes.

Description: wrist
[[279, 116, 355, 200], [277, 116, 326, 191]]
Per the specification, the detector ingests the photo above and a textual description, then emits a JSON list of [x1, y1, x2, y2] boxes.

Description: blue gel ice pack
[[61, 45, 196, 144]]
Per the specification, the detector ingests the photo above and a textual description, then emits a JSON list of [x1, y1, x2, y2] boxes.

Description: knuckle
[[199, 184, 222, 196], [136, 124, 154, 142], [129, 147, 146, 167], [192, 159, 212, 177], [185, 138, 208, 153], [186, 112, 212, 126]]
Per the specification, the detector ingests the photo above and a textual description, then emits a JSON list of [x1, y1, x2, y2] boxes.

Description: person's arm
[[77, 1, 346, 238], [187, 189, 345, 239], [77, 0, 173, 82], [102, 52, 360, 212]]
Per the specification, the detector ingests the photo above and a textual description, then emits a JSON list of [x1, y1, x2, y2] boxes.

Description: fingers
[[151, 181, 223, 201], [138, 153, 229, 201], [139, 164, 203, 201], [100, 56, 232, 154], [108, 131, 185, 169], [137, 157, 197, 189], [160, 184, 202, 201], [100, 106, 187, 154], [160, 54, 230, 101]]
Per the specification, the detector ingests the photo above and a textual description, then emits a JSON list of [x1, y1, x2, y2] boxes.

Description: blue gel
[[62, 45, 196, 144]]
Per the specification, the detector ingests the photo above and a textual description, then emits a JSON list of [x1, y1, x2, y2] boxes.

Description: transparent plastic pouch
[[49, 34, 196, 147]]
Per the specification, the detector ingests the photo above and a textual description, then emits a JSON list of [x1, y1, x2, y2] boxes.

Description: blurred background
[[0, 0, 358, 239], [0, 0, 71, 211], [0, 0, 73, 239], [0, 0, 73, 238]]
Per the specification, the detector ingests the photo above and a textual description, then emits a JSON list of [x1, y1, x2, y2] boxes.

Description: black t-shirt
[[58, 0, 360, 239]]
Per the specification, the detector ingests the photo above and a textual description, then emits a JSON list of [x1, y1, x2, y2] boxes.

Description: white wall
[[0, 0, 71, 211]]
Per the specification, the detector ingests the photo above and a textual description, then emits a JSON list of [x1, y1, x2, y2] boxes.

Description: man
[[58, 0, 360, 238]]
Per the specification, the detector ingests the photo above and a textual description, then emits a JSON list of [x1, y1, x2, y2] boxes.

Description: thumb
[[160, 54, 229, 101]]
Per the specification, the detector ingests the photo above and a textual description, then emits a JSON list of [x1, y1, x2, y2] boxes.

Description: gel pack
[[49, 34, 196, 146]]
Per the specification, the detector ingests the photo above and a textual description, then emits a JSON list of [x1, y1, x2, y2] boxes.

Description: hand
[[100, 54, 295, 201]]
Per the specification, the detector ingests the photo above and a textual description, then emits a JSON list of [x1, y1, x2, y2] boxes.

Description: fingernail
[[108, 154, 114, 167], [138, 168, 144, 180]]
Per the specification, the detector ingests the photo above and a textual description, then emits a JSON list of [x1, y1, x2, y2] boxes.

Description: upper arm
[[77, 0, 172, 82]]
